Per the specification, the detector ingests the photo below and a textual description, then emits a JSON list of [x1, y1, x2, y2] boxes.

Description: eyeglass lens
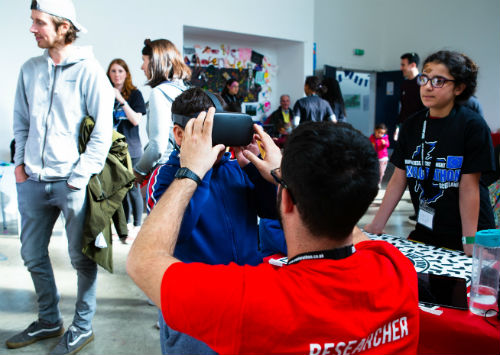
[[417, 75, 449, 88]]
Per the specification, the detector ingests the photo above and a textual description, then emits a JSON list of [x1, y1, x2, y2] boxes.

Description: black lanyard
[[418, 109, 452, 201], [287, 245, 355, 265]]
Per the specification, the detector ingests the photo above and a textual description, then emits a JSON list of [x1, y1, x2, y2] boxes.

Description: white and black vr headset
[[172, 91, 254, 147]]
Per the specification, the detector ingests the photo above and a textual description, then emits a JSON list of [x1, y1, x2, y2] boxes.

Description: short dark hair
[[31, 0, 78, 44], [422, 50, 478, 102], [281, 122, 379, 239], [172, 87, 225, 119], [375, 123, 387, 131], [401, 52, 420, 66], [305, 76, 322, 93]]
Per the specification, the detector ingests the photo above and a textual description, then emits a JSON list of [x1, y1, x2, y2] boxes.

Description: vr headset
[[172, 90, 254, 147]]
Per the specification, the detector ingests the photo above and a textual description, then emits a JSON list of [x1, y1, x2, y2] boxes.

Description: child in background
[[370, 123, 390, 187]]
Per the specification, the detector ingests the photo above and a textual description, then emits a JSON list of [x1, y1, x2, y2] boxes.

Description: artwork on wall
[[189, 66, 260, 102], [344, 94, 361, 108], [183, 44, 276, 118]]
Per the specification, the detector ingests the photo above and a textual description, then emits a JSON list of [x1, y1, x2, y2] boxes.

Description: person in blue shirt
[[146, 87, 277, 354], [293, 76, 336, 126]]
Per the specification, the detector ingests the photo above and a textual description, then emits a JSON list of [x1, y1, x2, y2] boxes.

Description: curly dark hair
[[423, 50, 478, 102]]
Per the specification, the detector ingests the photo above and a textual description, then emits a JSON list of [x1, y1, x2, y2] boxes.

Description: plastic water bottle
[[469, 229, 500, 317]]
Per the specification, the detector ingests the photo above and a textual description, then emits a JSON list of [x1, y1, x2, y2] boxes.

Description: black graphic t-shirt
[[391, 105, 495, 250]]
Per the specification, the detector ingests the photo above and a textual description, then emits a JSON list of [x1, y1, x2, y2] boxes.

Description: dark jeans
[[123, 157, 143, 226]]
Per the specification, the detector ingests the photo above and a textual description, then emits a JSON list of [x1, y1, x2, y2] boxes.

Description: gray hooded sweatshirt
[[13, 46, 114, 189]]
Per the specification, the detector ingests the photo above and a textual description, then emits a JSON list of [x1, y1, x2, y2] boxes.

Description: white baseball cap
[[31, 0, 87, 33]]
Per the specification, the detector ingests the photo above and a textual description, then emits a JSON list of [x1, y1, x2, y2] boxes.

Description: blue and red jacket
[[147, 150, 277, 266]]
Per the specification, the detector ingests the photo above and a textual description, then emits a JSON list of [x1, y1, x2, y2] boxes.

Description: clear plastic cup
[[469, 229, 500, 317]]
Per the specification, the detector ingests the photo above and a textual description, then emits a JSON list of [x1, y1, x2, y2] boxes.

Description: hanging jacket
[[79, 116, 135, 272]]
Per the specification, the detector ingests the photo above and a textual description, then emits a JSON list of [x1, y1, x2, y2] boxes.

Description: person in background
[[365, 50, 495, 256], [396, 52, 426, 137], [370, 123, 390, 187], [7, 0, 114, 354], [396, 52, 426, 222], [264, 94, 293, 147], [127, 117, 420, 355], [107, 58, 146, 242], [463, 95, 484, 117], [293, 76, 336, 126], [221, 78, 242, 112], [320, 77, 346, 122], [133, 38, 190, 185]]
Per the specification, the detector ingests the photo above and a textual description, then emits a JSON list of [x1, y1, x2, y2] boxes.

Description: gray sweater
[[13, 46, 114, 189]]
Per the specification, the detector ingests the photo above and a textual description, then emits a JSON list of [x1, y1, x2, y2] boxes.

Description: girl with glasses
[[365, 50, 495, 256]]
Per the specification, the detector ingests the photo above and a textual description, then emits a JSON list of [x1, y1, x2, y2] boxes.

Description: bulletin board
[[184, 44, 276, 117], [189, 66, 261, 102]]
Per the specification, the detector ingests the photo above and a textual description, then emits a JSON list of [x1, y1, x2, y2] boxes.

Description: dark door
[[375, 70, 403, 147]]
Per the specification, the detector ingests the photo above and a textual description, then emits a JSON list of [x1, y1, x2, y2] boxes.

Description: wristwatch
[[175, 167, 202, 186]]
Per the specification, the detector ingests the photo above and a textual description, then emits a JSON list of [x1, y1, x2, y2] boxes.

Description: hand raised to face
[[242, 124, 283, 185], [179, 107, 226, 180]]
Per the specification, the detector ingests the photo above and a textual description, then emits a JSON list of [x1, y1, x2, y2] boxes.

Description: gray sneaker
[[49, 325, 94, 355], [5, 319, 64, 349]]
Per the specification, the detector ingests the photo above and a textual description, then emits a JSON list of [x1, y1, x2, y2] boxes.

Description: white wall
[[314, 0, 500, 132], [183, 29, 305, 120], [0, 0, 314, 161], [277, 42, 306, 111]]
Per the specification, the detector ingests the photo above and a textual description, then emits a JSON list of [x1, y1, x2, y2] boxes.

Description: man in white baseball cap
[[30, 0, 87, 33], [6, 1, 114, 354]]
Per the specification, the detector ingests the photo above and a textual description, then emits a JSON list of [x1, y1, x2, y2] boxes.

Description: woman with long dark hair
[[320, 77, 346, 122], [221, 78, 242, 112]]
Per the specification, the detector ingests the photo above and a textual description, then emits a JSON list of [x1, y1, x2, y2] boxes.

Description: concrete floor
[[0, 163, 415, 355], [0, 221, 161, 355]]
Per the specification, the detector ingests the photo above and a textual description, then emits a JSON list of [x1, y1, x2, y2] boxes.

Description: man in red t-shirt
[[127, 112, 420, 355]]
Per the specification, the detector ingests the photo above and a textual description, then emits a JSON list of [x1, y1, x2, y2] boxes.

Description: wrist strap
[[175, 167, 202, 186], [462, 236, 475, 245]]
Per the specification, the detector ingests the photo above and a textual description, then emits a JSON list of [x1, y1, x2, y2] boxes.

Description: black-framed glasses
[[271, 168, 296, 204], [416, 74, 456, 88]]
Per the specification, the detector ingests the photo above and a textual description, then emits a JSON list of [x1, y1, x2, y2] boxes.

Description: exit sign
[[354, 49, 365, 56]]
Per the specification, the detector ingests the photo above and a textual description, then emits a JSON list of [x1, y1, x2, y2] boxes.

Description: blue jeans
[[123, 156, 143, 226], [159, 310, 217, 355], [17, 180, 97, 331]]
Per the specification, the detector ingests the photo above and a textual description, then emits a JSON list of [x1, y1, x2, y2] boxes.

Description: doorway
[[374, 70, 403, 147], [324, 65, 376, 137]]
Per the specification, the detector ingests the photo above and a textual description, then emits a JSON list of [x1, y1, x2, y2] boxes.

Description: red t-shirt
[[161, 240, 419, 355]]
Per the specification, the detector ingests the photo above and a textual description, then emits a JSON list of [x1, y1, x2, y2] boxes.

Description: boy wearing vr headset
[[145, 87, 277, 355]]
